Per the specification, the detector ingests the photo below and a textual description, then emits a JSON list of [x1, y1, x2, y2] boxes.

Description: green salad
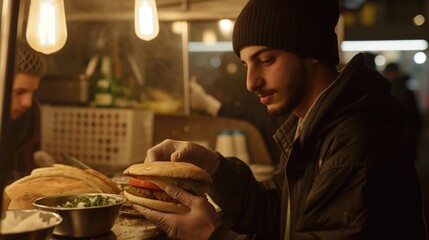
[[59, 195, 121, 208]]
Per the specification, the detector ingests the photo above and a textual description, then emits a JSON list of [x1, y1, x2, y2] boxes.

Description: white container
[[232, 129, 250, 165], [40, 105, 153, 169], [215, 130, 235, 157]]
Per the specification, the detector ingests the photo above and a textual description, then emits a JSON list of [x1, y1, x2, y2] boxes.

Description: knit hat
[[15, 41, 46, 77], [233, 0, 340, 65]]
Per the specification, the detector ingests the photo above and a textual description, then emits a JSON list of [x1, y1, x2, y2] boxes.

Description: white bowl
[[0, 209, 62, 240]]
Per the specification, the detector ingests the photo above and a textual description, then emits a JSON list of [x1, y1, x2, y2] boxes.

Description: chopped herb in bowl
[[59, 194, 121, 208]]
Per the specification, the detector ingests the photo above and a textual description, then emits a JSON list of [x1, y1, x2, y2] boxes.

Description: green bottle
[[94, 56, 114, 107], [112, 57, 128, 108]]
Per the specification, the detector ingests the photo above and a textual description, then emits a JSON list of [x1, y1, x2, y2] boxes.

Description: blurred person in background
[[383, 62, 422, 162], [5, 41, 49, 184], [134, 0, 427, 239]]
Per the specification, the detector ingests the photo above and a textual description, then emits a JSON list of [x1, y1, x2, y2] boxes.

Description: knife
[[59, 153, 92, 170]]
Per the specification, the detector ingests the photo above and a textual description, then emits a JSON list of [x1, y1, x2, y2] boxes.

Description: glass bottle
[[94, 56, 114, 107], [112, 57, 128, 108]]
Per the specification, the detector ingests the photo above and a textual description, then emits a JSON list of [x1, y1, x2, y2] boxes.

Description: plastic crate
[[40, 105, 153, 168]]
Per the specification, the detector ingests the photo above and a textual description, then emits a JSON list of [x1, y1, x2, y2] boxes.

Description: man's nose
[[246, 67, 263, 93], [21, 94, 33, 108]]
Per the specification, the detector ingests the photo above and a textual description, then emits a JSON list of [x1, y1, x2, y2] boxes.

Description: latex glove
[[146, 139, 220, 175], [33, 150, 55, 167], [134, 185, 222, 240], [190, 76, 221, 116]]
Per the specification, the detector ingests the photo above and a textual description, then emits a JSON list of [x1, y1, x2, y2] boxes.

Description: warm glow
[[360, 3, 376, 26], [202, 30, 217, 45], [26, 0, 67, 54], [172, 21, 186, 34], [218, 19, 233, 34], [135, 0, 159, 41], [226, 63, 237, 74], [413, 14, 425, 26]]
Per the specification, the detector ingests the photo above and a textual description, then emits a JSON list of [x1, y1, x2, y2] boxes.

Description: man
[[383, 62, 422, 162], [5, 41, 46, 183], [136, 0, 427, 239]]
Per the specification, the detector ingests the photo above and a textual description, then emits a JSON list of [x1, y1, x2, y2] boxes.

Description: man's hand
[[134, 185, 222, 240], [146, 139, 220, 175], [33, 150, 55, 167]]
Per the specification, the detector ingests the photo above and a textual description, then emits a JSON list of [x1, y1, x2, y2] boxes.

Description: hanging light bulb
[[135, 0, 159, 41], [26, 0, 67, 54]]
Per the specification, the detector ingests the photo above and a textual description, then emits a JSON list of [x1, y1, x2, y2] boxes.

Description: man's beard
[[267, 104, 293, 117], [266, 69, 308, 117]]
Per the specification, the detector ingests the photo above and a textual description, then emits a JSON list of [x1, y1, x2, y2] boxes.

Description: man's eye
[[15, 89, 26, 95], [260, 58, 274, 65]]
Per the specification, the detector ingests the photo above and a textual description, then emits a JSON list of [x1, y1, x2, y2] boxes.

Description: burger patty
[[127, 186, 179, 203]]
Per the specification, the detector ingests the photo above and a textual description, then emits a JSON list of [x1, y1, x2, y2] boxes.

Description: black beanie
[[233, 0, 340, 65]]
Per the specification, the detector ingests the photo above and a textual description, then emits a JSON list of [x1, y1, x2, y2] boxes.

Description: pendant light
[[134, 0, 159, 41], [26, 0, 67, 54]]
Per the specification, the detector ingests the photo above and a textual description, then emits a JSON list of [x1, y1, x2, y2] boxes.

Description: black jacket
[[209, 53, 427, 240]]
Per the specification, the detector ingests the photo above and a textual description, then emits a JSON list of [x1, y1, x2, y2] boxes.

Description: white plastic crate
[[40, 105, 153, 168]]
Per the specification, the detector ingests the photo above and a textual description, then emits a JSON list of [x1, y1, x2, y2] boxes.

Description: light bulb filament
[[39, 1, 57, 46], [139, 2, 154, 35]]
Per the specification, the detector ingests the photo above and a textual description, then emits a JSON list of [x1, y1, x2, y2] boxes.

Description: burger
[[123, 161, 212, 214]]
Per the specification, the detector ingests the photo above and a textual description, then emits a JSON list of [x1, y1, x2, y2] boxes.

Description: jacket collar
[[275, 53, 397, 146]]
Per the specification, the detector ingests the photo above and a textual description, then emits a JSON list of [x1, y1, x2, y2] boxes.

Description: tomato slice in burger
[[128, 177, 161, 190]]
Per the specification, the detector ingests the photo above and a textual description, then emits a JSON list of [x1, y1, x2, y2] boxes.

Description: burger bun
[[123, 161, 212, 214], [124, 191, 190, 214]]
